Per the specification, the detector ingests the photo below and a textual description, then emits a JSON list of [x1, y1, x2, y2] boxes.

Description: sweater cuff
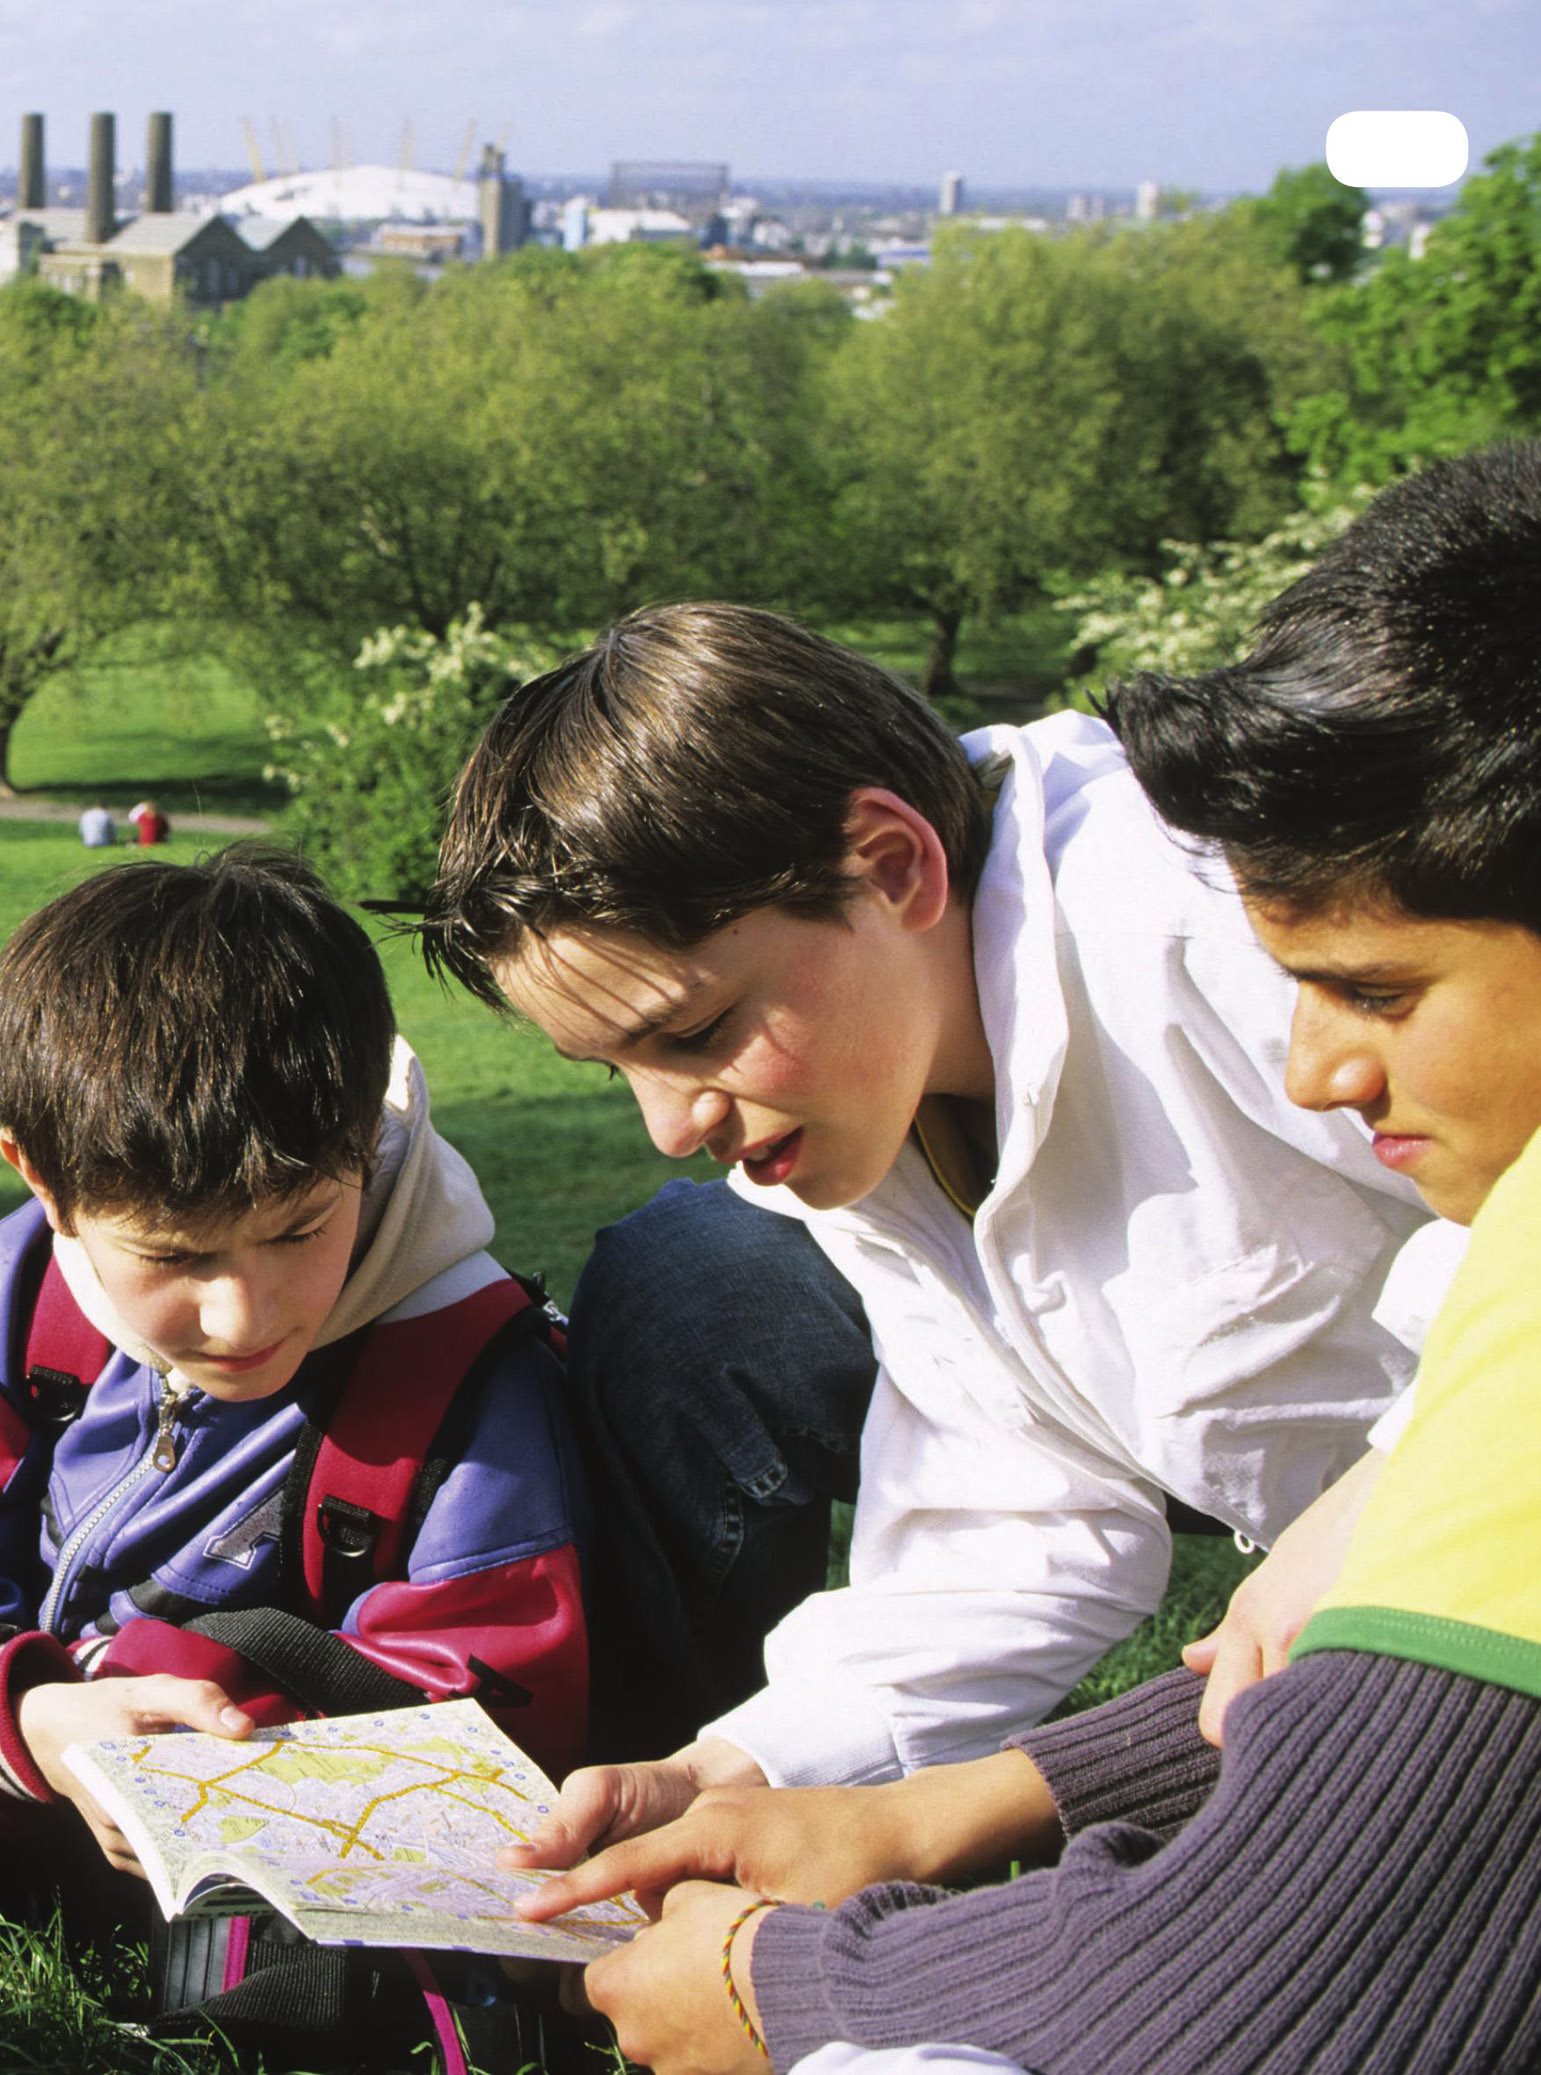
[[1011, 1667, 1218, 1842], [0, 1631, 80, 1803], [752, 1889, 944, 2071]]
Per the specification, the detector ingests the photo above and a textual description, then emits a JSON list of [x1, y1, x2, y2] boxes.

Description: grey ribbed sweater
[[751, 1653, 1541, 2073]]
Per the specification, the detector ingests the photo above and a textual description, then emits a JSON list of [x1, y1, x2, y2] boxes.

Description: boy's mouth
[[1371, 1132, 1429, 1171], [739, 1129, 804, 1186], [196, 1336, 290, 1376]]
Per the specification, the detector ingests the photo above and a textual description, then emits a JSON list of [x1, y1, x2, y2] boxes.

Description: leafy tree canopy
[[1243, 162, 1369, 285], [1288, 131, 1541, 485]]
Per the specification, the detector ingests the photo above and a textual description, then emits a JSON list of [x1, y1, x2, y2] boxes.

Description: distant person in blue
[[77, 803, 116, 850]]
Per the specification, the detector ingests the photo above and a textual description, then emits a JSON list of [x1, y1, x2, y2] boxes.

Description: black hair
[[1105, 441, 1541, 931]]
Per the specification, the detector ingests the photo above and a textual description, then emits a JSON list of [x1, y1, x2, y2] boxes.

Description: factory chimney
[[145, 110, 173, 213], [19, 114, 45, 210], [85, 112, 116, 246]]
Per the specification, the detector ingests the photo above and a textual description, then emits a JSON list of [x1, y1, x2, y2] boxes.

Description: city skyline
[[0, 0, 1535, 195]]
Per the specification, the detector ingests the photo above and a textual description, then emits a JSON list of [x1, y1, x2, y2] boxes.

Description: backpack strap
[[184, 1604, 432, 1715], [20, 1238, 113, 1431], [284, 1273, 559, 1629]]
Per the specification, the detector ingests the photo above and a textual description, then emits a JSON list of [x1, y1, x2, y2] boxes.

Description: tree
[[1287, 131, 1541, 486], [1245, 163, 1369, 285], [264, 607, 562, 904], [822, 219, 1319, 697], [187, 248, 849, 666], [0, 283, 200, 791]]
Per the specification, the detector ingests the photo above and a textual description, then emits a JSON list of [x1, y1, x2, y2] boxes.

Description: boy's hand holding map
[[62, 1698, 646, 1963]]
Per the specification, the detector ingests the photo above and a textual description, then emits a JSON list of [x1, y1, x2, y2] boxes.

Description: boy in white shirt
[[424, 593, 1432, 1849]]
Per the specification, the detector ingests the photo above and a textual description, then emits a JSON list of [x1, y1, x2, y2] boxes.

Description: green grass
[[7, 628, 288, 822], [0, 1914, 231, 2075]]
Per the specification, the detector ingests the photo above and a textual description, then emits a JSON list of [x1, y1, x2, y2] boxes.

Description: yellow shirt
[[1294, 1126, 1541, 1697]]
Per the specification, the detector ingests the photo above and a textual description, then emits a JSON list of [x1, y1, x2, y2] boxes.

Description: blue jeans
[[565, 1178, 877, 1761]]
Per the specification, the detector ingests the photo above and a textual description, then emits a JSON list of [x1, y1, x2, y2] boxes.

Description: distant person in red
[[127, 800, 170, 847]]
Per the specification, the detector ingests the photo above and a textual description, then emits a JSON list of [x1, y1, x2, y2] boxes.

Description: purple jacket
[[0, 1197, 588, 1802]]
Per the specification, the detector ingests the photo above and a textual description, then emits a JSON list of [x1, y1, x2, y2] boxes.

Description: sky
[[1, 0, 1536, 196]]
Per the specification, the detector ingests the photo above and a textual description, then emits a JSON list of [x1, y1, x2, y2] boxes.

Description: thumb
[[1195, 1629, 1264, 1750], [1181, 1626, 1220, 1676], [133, 1675, 255, 1739], [504, 1766, 628, 1870]]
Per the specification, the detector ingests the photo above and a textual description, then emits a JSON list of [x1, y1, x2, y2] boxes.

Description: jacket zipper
[[38, 1375, 183, 1634]]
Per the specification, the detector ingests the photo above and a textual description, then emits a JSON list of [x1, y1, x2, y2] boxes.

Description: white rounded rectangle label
[[1326, 111, 1469, 189]]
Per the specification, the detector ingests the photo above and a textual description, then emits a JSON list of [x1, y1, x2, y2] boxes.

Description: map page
[[63, 1698, 646, 1962]]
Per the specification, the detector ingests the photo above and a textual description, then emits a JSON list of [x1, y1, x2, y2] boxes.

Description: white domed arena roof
[[218, 164, 482, 224]]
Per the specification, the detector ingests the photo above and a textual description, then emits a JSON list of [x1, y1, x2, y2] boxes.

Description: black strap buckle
[[25, 1365, 89, 1430], [314, 1494, 383, 1561]]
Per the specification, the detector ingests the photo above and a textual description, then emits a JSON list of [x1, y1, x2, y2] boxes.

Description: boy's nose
[[1285, 994, 1387, 1114], [635, 1077, 729, 1160], [197, 1273, 278, 1353]]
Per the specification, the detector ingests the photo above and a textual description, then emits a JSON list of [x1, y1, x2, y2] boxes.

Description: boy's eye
[[1344, 987, 1409, 1017], [276, 1223, 329, 1247], [668, 1009, 733, 1055]]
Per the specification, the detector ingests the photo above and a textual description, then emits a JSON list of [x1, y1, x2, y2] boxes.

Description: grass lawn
[[0, 624, 1252, 2070], [6, 630, 288, 824]]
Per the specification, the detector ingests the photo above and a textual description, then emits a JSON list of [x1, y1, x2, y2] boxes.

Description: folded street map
[[63, 1698, 645, 1962]]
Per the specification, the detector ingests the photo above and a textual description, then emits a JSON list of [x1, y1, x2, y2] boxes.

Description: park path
[[0, 795, 269, 835]]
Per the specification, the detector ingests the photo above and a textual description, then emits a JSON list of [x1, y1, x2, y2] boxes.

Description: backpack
[[17, 1232, 573, 2074]]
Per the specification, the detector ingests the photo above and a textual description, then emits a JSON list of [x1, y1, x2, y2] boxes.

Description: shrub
[[265, 608, 563, 906], [1053, 486, 1369, 699]]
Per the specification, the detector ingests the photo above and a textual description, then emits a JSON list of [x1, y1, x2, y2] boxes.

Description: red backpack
[[18, 1235, 565, 1670]]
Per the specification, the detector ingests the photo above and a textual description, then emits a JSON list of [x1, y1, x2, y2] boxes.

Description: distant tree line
[[3, 135, 1541, 897]]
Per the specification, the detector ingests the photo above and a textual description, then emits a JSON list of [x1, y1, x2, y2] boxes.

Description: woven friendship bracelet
[[721, 1898, 781, 2061]]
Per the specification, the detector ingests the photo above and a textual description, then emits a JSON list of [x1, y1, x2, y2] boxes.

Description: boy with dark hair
[[519, 440, 1541, 2075], [0, 848, 586, 1887], [425, 593, 1441, 1841]]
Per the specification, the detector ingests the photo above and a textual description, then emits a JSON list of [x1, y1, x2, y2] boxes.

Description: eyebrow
[[1270, 957, 1419, 987], [139, 1186, 344, 1251]]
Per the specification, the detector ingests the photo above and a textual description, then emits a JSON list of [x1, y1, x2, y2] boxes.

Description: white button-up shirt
[[712, 713, 1435, 1785]]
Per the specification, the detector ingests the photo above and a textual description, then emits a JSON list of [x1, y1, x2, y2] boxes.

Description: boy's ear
[[842, 788, 951, 931], [0, 1136, 66, 1232]]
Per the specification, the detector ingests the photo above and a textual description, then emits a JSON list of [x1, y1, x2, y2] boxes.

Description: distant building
[[372, 221, 467, 263], [478, 144, 530, 259], [584, 207, 697, 248], [872, 239, 931, 266], [1135, 179, 1160, 222], [3, 112, 339, 305], [938, 170, 964, 216], [607, 160, 729, 225], [0, 216, 45, 281], [239, 215, 344, 279], [39, 210, 257, 303], [219, 164, 479, 225]]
